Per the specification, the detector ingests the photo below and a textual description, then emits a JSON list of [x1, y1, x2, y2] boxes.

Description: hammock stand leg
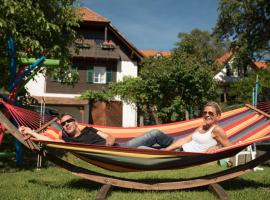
[[208, 183, 229, 200], [96, 184, 113, 200], [36, 143, 42, 169], [94, 183, 228, 200], [94, 183, 229, 200]]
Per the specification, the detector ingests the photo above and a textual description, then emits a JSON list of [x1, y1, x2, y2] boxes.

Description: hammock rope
[[257, 101, 270, 114], [0, 98, 53, 130]]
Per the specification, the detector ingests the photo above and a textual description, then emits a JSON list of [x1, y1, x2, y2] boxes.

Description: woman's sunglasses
[[203, 111, 215, 117], [61, 118, 75, 126]]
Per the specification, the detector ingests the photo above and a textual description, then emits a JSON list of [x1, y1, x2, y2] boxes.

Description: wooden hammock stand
[[1, 110, 270, 200]]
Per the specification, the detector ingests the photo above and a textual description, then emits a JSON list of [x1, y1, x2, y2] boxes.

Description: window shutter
[[106, 68, 112, 83], [87, 68, 93, 83]]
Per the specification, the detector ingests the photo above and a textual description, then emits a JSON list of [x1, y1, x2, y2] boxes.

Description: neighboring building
[[140, 50, 172, 58], [214, 51, 268, 102], [26, 7, 144, 127]]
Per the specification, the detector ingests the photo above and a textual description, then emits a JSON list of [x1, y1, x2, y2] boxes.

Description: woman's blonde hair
[[204, 101, 222, 116]]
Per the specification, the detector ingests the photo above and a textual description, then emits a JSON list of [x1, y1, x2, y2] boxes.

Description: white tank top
[[182, 125, 217, 152]]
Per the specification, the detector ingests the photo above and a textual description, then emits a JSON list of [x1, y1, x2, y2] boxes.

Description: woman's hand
[[207, 145, 219, 152]]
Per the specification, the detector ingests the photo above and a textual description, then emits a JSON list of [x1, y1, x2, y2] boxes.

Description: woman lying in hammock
[[19, 101, 232, 152]]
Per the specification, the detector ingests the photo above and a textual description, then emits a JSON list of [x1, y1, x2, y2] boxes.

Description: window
[[94, 67, 106, 83], [225, 64, 232, 76], [87, 66, 113, 84]]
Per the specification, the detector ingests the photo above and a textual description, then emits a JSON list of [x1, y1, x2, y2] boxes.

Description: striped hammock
[[1, 99, 270, 172]]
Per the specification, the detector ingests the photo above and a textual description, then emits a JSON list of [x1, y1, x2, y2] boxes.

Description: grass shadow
[[0, 146, 70, 173], [65, 178, 101, 191], [0, 150, 38, 172], [27, 178, 100, 192], [221, 177, 270, 190]]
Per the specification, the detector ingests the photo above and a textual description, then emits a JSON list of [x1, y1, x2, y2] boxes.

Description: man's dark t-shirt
[[62, 127, 106, 145]]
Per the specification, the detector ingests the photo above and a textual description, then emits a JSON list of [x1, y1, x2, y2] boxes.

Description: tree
[[174, 29, 229, 73], [229, 69, 270, 104], [109, 54, 218, 124], [214, 0, 270, 60], [0, 0, 80, 92]]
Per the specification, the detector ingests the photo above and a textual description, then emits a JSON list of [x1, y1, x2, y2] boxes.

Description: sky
[[81, 0, 220, 51]]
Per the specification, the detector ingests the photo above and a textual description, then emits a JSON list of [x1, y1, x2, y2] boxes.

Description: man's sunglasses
[[61, 118, 75, 126], [203, 111, 215, 117]]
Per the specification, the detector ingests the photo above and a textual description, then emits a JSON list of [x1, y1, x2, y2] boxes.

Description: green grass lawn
[[1, 152, 270, 200]]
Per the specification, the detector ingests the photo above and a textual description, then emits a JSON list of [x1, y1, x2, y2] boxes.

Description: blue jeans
[[120, 129, 174, 148]]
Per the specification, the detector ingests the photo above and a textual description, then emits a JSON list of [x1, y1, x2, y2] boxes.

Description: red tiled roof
[[76, 7, 109, 23], [140, 50, 172, 58], [216, 51, 234, 65], [254, 61, 268, 69], [216, 52, 269, 69]]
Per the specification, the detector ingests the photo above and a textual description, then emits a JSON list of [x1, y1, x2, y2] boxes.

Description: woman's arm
[[212, 126, 232, 147], [19, 126, 64, 142], [164, 134, 193, 151], [96, 131, 115, 146]]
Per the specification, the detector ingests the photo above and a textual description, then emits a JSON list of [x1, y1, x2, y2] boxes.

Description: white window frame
[[93, 66, 106, 84]]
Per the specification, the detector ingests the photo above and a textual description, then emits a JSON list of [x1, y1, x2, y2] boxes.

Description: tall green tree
[[214, 0, 270, 61], [0, 0, 80, 91], [109, 54, 218, 124], [230, 69, 270, 104], [174, 29, 229, 73]]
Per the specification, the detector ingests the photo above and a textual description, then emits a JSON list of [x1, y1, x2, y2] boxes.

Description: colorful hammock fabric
[[1, 99, 270, 172]]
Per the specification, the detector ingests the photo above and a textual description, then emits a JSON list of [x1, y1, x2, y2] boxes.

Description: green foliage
[[0, 0, 80, 90], [174, 29, 229, 73], [214, 0, 270, 59], [80, 90, 113, 104], [109, 76, 146, 105], [214, 0, 270, 105], [110, 53, 218, 124], [49, 63, 79, 85], [230, 69, 270, 104], [0, 56, 9, 89]]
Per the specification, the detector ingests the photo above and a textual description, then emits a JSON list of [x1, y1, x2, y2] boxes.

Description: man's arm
[[19, 126, 64, 142], [96, 131, 115, 146]]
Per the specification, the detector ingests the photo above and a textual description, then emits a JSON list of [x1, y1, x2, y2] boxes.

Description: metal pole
[[255, 75, 259, 107], [252, 88, 255, 106]]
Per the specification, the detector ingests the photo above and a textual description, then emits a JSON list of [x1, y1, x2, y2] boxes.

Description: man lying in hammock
[[19, 101, 232, 152]]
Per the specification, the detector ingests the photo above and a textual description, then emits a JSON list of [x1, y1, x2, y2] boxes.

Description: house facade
[[26, 7, 144, 127]]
